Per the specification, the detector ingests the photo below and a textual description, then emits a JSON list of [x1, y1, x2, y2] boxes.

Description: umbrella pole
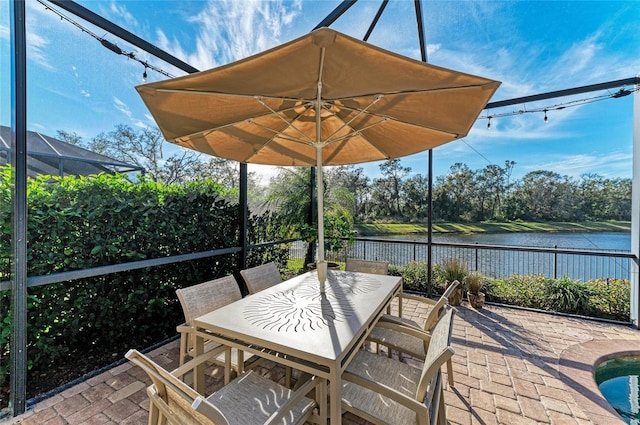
[[314, 74, 327, 292], [315, 143, 327, 292], [315, 144, 325, 264]]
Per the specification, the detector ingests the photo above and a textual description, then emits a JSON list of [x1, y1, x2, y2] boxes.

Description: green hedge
[[0, 166, 287, 390], [388, 261, 630, 322]]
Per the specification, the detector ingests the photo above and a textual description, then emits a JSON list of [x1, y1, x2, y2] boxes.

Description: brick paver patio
[[5, 299, 639, 425]]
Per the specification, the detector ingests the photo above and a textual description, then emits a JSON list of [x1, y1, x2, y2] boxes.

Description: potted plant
[[466, 271, 485, 309], [442, 258, 467, 306]]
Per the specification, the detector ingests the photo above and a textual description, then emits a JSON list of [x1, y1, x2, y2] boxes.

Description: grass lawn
[[354, 220, 631, 236]]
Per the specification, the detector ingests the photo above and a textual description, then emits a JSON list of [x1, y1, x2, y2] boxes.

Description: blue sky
[[1, 0, 639, 184]]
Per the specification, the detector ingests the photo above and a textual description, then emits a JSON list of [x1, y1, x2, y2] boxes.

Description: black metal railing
[[322, 237, 635, 282]]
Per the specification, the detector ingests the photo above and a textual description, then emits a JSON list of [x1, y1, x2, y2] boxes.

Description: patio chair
[[342, 305, 455, 425], [126, 349, 326, 425], [367, 280, 460, 386], [240, 262, 283, 295], [345, 258, 389, 275], [176, 275, 256, 377]]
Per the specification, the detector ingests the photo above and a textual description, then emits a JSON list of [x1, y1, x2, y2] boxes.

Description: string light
[[36, 0, 174, 80], [479, 85, 639, 123]]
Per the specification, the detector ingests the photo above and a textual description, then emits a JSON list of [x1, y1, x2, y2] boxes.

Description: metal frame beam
[[486, 77, 640, 109], [10, 0, 28, 415], [46, 0, 198, 74], [632, 75, 640, 328]]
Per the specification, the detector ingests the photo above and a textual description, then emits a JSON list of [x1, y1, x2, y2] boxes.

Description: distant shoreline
[[354, 221, 631, 237]]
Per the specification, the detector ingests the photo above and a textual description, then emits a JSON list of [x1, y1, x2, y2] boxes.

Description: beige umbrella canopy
[[136, 27, 500, 289]]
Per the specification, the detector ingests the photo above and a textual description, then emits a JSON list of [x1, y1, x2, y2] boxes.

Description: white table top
[[194, 270, 402, 367]]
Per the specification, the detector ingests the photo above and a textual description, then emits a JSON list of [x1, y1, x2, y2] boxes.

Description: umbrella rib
[[255, 97, 315, 144], [323, 118, 388, 146], [322, 94, 383, 143], [171, 102, 312, 144], [328, 83, 495, 102], [246, 120, 312, 146], [334, 102, 461, 137], [155, 87, 314, 104]]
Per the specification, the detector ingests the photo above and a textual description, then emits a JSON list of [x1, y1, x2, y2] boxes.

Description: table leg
[[329, 368, 342, 425], [194, 333, 205, 394]]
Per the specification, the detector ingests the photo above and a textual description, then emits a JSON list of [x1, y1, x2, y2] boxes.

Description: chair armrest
[[176, 323, 191, 333], [342, 370, 428, 414], [172, 345, 229, 379], [265, 375, 325, 425], [375, 321, 433, 342], [378, 314, 421, 329]]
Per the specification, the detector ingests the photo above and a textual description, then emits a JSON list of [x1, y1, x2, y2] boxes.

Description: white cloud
[[113, 97, 132, 118], [531, 151, 632, 179], [26, 29, 55, 71], [156, 0, 302, 71], [0, 24, 8, 41], [108, 1, 139, 29]]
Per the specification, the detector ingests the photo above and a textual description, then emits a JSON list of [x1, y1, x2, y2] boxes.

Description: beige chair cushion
[[240, 262, 283, 294], [345, 258, 389, 275]]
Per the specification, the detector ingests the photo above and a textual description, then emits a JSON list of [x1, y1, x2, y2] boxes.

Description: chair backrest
[[416, 305, 455, 403], [125, 349, 229, 425], [421, 280, 459, 332], [240, 262, 283, 294], [345, 258, 389, 275], [176, 275, 241, 326], [442, 279, 461, 300]]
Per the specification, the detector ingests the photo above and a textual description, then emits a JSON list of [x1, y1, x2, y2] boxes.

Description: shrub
[[465, 271, 484, 295], [441, 258, 467, 284], [0, 167, 288, 390], [400, 261, 429, 293], [588, 278, 630, 321], [485, 274, 547, 308], [544, 276, 593, 314]]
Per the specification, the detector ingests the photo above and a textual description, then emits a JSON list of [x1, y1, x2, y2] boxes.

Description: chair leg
[[148, 401, 160, 425], [317, 378, 328, 424], [179, 334, 188, 367], [285, 366, 292, 388], [437, 384, 447, 425], [446, 358, 454, 387]]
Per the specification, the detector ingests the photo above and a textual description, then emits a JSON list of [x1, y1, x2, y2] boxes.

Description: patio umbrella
[[136, 28, 500, 290]]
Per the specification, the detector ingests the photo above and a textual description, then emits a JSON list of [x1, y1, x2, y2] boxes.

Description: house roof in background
[[0, 125, 144, 178]]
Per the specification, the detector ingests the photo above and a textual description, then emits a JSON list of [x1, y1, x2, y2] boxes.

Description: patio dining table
[[193, 270, 403, 425]]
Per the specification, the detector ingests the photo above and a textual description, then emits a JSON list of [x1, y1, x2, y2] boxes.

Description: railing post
[[631, 73, 640, 328], [475, 243, 479, 271], [553, 245, 558, 279]]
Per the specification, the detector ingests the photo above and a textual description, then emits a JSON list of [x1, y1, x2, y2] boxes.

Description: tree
[[375, 159, 411, 217], [190, 157, 240, 187], [56, 130, 82, 146], [325, 165, 370, 220], [475, 161, 515, 220], [505, 170, 578, 221], [265, 167, 355, 266], [433, 163, 476, 221], [90, 124, 201, 184], [403, 174, 430, 219]]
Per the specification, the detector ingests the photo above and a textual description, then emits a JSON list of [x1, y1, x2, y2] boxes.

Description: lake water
[[351, 231, 632, 280], [373, 231, 631, 251]]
